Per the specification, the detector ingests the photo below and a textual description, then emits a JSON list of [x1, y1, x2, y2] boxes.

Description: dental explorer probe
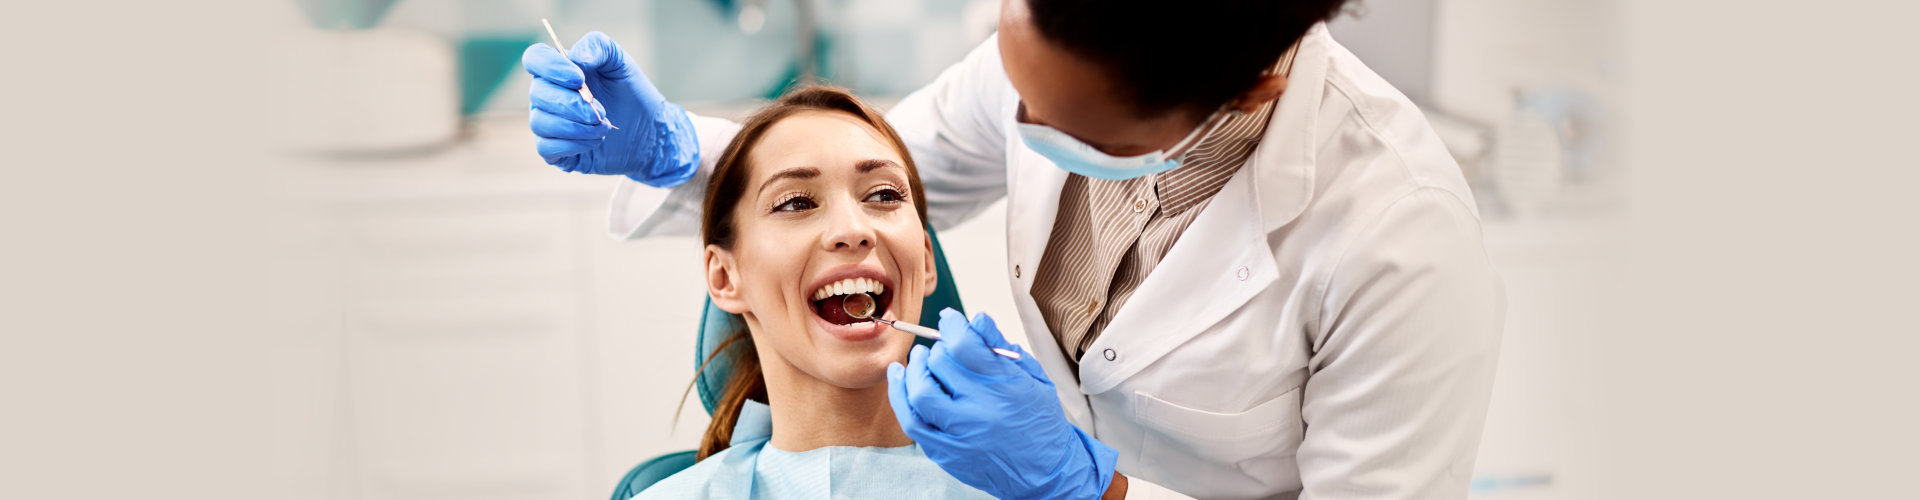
[[541, 18, 616, 129], [842, 293, 1022, 360]]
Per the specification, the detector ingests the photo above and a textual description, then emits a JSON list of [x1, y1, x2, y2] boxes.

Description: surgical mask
[[1016, 103, 1227, 181]]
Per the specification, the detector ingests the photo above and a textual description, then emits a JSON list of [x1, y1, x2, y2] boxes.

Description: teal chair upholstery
[[610, 227, 965, 500]]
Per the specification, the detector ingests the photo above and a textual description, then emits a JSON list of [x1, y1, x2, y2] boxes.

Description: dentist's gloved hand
[[521, 32, 699, 187], [888, 309, 1118, 500]]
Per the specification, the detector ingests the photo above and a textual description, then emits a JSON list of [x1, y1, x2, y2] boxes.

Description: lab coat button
[[1103, 348, 1117, 361], [1014, 264, 1022, 278], [1236, 265, 1250, 281]]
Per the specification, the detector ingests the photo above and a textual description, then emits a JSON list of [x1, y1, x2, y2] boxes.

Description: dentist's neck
[[758, 353, 913, 452]]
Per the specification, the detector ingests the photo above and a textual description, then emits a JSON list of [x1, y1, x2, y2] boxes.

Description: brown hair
[[692, 85, 929, 459]]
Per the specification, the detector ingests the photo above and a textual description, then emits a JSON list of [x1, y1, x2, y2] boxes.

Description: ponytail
[[692, 330, 765, 459]]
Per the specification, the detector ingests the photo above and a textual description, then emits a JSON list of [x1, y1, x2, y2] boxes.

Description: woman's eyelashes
[[771, 192, 817, 213], [864, 185, 908, 204], [768, 185, 909, 214]]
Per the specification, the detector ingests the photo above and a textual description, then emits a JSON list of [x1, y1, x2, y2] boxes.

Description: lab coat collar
[[1001, 98, 1090, 425], [1005, 103, 1073, 299], [1250, 22, 1331, 234]]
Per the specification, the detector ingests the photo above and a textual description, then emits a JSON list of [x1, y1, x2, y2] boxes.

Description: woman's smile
[[804, 265, 897, 342]]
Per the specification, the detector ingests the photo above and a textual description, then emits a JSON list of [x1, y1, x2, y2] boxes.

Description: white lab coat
[[610, 23, 1504, 500]]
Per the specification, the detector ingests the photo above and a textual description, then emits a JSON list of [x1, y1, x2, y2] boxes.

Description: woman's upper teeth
[[812, 277, 885, 301]]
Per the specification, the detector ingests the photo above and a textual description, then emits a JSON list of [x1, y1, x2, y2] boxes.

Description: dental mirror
[[844, 292, 878, 319], [843, 292, 1021, 359]]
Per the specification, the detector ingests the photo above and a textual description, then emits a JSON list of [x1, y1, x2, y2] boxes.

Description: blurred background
[[262, 0, 1622, 499], [14, 1, 1920, 499]]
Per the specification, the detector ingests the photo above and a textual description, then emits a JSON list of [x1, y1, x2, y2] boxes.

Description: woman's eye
[[774, 195, 817, 212], [865, 188, 905, 204]]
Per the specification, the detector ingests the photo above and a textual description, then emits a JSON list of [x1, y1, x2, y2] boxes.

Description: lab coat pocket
[[1135, 386, 1304, 485]]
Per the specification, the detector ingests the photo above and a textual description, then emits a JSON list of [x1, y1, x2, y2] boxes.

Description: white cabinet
[[283, 119, 709, 500], [339, 203, 593, 500]]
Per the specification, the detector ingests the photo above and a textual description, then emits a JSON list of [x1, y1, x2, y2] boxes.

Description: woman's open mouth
[[810, 277, 893, 326]]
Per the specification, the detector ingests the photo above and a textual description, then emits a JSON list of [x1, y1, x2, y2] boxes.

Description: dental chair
[[609, 228, 965, 500]]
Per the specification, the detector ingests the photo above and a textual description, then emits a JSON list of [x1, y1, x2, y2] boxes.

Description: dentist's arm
[[1297, 189, 1506, 498]]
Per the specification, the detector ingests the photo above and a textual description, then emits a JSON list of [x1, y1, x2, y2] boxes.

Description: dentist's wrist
[[1102, 472, 1128, 500]]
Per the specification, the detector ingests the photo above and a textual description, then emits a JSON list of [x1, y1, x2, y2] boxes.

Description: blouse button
[[1236, 265, 1250, 281], [1103, 348, 1117, 361], [1132, 199, 1148, 213], [1013, 264, 1022, 278]]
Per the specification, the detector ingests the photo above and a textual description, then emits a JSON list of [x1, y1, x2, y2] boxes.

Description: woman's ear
[[706, 245, 750, 314], [1227, 73, 1288, 114], [920, 232, 938, 297]]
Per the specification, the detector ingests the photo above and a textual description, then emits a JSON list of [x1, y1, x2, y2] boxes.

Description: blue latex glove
[[888, 309, 1118, 500], [521, 32, 699, 187]]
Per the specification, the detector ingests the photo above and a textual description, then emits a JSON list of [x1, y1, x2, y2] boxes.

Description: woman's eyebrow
[[857, 159, 902, 173], [756, 166, 820, 197]]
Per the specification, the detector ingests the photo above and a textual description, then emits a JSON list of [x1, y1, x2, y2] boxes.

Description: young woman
[[633, 86, 996, 499]]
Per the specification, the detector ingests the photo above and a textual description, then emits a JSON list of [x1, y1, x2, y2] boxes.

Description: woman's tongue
[[814, 295, 861, 325]]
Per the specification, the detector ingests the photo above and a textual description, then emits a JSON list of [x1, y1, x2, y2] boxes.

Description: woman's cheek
[[755, 225, 813, 264]]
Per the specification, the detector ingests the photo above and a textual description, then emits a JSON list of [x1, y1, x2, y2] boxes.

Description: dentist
[[523, 0, 1504, 498]]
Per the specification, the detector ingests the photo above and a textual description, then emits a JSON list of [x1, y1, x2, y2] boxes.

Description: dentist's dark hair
[[687, 85, 928, 460], [1023, 0, 1351, 118]]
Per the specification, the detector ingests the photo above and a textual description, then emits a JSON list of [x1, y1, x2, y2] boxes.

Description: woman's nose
[[822, 204, 876, 251]]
